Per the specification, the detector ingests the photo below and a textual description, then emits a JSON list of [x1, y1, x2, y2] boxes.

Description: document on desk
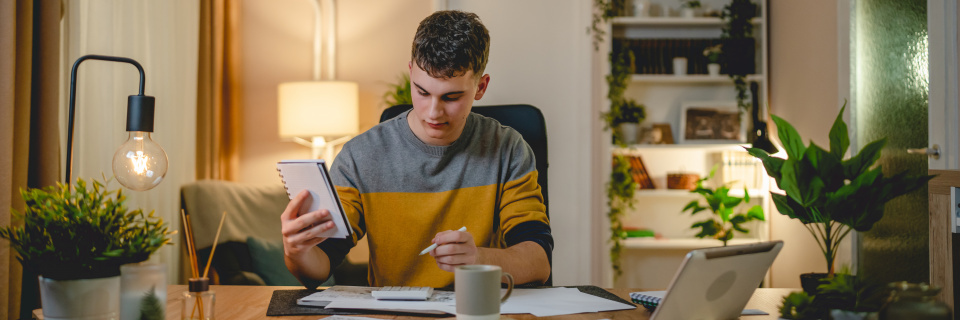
[[302, 286, 634, 317], [500, 287, 635, 317]]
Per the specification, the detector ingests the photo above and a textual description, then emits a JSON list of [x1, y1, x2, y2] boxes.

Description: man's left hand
[[429, 228, 480, 272]]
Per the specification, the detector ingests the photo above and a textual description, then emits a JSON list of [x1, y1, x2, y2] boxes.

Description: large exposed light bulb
[[112, 131, 168, 191]]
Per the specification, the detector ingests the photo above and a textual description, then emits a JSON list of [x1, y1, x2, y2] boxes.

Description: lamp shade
[[278, 81, 359, 138]]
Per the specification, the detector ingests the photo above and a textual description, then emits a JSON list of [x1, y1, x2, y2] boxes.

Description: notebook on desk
[[637, 241, 783, 320]]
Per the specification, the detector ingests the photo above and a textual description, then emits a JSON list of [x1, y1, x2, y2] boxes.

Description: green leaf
[[779, 159, 804, 204], [746, 205, 765, 221], [771, 114, 806, 160], [828, 102, 850, 159], [842, 138, 886, 178]]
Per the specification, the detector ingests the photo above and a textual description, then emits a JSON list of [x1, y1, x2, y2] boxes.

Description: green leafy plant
[[607, 100, 646, 126], [139, 286, 165, 320], [681, 166, 764, 246], [682, 1, 702, 9], [0, 177, 172, 280], [589, 0, 628, 50], [721, 0, 758, 114], [382, 73, 412, 108], [607, 155, 637, 278], [816, 268, 884, 313], [601, 49, 641, 146], [779, 291, 825, 320], [703, 44, 722, 64], [746, 104, 935, 275]]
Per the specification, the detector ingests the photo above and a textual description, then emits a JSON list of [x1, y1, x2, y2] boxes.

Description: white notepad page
[[277, 160, 351, 239]]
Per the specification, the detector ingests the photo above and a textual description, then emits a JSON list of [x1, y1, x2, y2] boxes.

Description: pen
[[419, 226, 467, 256]]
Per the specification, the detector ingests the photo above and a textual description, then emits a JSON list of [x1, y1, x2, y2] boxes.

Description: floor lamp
[[278, 0, 359, 162], [67, 54, 168, 191]]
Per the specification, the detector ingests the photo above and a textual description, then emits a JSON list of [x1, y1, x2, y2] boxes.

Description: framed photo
[[679, 101, 746, 143]]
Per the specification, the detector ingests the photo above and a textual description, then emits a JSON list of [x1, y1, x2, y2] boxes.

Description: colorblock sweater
[[319, 110, 553, 287]]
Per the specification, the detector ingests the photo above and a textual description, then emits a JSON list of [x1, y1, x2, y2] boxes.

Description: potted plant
[[681, 166, 765, 246], [680, 1, 701, 18], [0, 177, 172, 319], [746, 104, 934, 293], [703, 44, 722, 76], [721, 0, 758, 115], [610, 100, 646, 145], [381, 72, 412, 108]]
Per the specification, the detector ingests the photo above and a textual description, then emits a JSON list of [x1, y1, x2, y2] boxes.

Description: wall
[[768, 0, 850, 287], [445, 0, 597, 285], [238, 0, 433, 184]]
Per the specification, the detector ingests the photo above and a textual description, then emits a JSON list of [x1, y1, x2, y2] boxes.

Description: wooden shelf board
[[629, 74, 764, 84], [612, 17, 763, 27], [623, 237, 762, 250]]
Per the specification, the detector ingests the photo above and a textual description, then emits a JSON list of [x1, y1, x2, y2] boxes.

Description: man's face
[[407, 61, 490, 146]]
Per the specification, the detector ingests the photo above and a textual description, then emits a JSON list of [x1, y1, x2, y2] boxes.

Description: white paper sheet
[[301, 286, 634, 317]]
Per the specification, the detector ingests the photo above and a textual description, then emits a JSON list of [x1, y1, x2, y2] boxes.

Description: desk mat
[[266, 286, 634, 317]]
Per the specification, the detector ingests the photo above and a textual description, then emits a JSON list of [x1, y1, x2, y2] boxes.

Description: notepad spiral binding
[[629, 292, 660, 311], [277, 168, 291, 198]]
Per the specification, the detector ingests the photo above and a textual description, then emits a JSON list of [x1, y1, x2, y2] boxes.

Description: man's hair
[[412, 10, 490, 79]]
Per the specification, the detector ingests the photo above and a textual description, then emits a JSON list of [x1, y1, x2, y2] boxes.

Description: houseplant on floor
[[746, 104, 934, 293], [0, 177, 172, 319]]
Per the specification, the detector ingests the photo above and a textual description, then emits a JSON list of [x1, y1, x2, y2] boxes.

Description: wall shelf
[[630, 74, 763, 84], [634, 188, 765, 198], [624, 237, 763, 250], [611, 17, 763, 27]]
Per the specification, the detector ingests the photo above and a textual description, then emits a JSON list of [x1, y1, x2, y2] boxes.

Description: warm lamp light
[[278, 81, 359, 160], [277, 0, 358, 162], [67, 55, 168, 191]]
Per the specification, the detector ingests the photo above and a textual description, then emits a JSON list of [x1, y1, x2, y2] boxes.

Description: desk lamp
[[278, 0, 359, 161], [67, 55, 168, 191]]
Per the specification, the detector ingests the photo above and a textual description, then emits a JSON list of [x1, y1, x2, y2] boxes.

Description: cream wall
[[768, 0, 851, 288], [238, 0, 433, 184]]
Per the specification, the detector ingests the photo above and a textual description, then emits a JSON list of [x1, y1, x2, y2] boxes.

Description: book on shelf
[[613, 38, 756, 76], [715, 150, 762, 191]]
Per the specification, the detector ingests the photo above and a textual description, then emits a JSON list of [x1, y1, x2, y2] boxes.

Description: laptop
[[649, 240, 783, 320]]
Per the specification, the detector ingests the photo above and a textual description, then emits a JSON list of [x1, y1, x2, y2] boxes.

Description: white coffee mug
[[455, 265, 514, 320]]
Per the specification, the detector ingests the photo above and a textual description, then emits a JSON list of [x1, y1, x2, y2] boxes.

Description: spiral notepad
[[277, 160, 352, 239], [629, 291, 664, 311]]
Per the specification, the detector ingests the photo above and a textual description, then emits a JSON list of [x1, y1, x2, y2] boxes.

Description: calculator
[[371, 286, 434, 300]]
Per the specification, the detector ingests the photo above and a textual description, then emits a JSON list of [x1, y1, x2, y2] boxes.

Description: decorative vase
[[672, 57, 688, 75], [831, 310, 877, 320], [619, 123, 640, 145], [120, 262, 167, 320], [799, 272, 829, 295], [39, 275, 121, 320], [633, 0, 651, 17], [707, 63, 721, 76], [681, 8, 696, 18]]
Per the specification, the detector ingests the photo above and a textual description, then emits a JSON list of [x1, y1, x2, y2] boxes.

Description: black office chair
[[380, 104, 552, 285]]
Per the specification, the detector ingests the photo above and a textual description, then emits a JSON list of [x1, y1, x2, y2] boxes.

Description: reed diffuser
[[181, 210, 226, 320]]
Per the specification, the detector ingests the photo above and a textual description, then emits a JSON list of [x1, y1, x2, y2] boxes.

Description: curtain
[[197, 0, 242, 181], [0, 0, 62, 318], [61, 0, 199, 288]]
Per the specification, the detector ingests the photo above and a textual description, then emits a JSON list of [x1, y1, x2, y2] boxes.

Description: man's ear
[[474, 74, 491, 100], [408, 61, 413, 72]]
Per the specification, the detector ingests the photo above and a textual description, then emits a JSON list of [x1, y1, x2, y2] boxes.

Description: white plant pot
[[633, 0, 651, 17], [708, 63, 721, 76], [681, 8, 696, 18], [120, 263, 167, 320], [39, 275, 121, 320], [672, 57, 688, 75], [619, 123, 640, 145]]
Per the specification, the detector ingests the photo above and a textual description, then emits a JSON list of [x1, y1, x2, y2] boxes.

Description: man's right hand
[[281, 190, 336, 258]]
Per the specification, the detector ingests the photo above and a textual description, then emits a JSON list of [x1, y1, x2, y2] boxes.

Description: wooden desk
[[163, 285, 794, 320]]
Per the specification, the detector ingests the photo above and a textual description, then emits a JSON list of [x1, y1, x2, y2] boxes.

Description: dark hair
[[412, 10, 490, 79]]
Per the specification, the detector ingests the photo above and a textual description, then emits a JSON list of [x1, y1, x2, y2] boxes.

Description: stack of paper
[[299, 286, 635, 317]]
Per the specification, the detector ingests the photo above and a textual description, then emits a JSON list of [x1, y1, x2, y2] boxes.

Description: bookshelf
[[603, 0, 771, 289]]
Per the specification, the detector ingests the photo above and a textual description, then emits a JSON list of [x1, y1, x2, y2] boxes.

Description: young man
[[280, 10, 552, 288]]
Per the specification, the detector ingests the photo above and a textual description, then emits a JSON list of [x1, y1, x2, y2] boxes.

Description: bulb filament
[[130, 151, 150, 175]]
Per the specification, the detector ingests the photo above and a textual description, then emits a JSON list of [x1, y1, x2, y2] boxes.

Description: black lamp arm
[[66, 54, 153, 185]]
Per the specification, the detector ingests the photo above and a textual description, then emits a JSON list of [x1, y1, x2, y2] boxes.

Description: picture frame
[[679, 101, 746, 144]]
